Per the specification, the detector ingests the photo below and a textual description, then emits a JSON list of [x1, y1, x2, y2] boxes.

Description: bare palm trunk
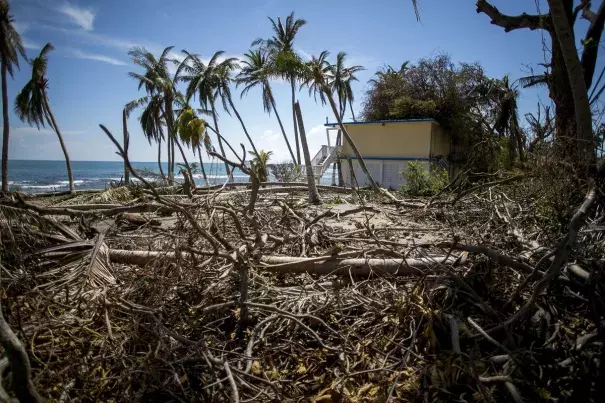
[[270, 95, 296, 162], [165, 98, 176, 184], [548, 0, 594, 164], [324, 86, 379, 191], [43, 95, 75, 194], [1, 60, 9, 193], [291, 77, 301, 165], [331, 130, 339, 186], [166, 133, 172, 185], [513, 119, 525, 163], [122, 109, 130, 185], [334, 106, 346, 187], [294, 101, 321, 204], [211, 100, 231, 179], [335, 131, 344, 187], [174, 137, 194, 180], [157, 137, 166, 182], [228, 96, 259, 156], [171, 136, 175, 181], [197, 144, 209, 186]]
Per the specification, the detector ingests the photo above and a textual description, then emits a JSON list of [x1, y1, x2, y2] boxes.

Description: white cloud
[[67, 48, 127, 66], [13, 22, 29, 35], [58, 3, 95, 31], [12, 126, 84, 136], [296, 47, 312, 61], [260, 129, 279, 141], [23, 39, 42, 50], [12, 127, 55, 135], [309, 125, 325, 136]]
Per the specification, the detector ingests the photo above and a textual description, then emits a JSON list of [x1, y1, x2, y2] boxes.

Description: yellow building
[[316, 119, 450, 189]]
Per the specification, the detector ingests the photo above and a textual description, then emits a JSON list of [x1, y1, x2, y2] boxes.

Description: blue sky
[[4, 0, 583, 162]]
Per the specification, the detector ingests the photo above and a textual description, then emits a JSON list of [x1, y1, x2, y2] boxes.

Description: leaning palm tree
[[0, 0, 26, 193], [15, 43, 75, 193], [237, 49, 296, 162], [253, 11, 307, 165], [329, 52, 364, 186], [125, 93, 167, 181], [301, 51, 379, 191]]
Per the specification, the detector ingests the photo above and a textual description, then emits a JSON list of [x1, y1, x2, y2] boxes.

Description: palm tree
[[15, 43, 75, 193], [332, 52, 364, 121], [211, 52, 259, 157], [179, 51, 232, 177], [0, 0, 26, 193], [330, 52, 364, 186], [237, 49, 296, 162], [128, 46, 181, 183], [254, 11, 307, 165], [472, 75, 525, 166], [177, 106, 210, 185], [301, 51, 379, 191]]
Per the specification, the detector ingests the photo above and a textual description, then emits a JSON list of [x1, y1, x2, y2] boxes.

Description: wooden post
[[122, 109, 130, 185]]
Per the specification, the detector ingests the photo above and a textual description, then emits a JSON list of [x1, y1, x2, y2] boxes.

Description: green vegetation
[[401, 161, 448, 196], [249, 150, 272, 182], [269, 161, 301, 182]]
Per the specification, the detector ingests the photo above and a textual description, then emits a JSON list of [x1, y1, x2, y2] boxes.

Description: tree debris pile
[[0, 179, 603, 402]]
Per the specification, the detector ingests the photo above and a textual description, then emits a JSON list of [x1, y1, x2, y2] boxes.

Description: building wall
[[342, 158, 432, 190], [334, 120, 450, 189], [340, 121, 433, 159]]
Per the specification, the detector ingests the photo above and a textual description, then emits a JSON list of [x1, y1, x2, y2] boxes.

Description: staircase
[[308, 145, 338, 183]]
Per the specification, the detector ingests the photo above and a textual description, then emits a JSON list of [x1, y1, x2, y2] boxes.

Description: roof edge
[[324, 118, 438, 127]]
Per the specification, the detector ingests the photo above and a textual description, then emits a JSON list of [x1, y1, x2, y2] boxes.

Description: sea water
[[7, 160, 335, 193]]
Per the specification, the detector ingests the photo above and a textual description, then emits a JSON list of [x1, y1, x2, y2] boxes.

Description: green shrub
[[401, 161, 448, 196]]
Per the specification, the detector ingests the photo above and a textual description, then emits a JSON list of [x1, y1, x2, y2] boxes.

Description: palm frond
[[0, 1, 27, 77], [518, 74, 548, 88], [33, 234, 116, 296]]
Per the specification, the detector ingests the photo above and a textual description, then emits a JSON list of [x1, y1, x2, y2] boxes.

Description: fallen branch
[[504, 188, 596, 328], [380, 188, 426, 208], [0, 289, 43, 402], [4, 197, 174, 217], [106, 248, 453, 276]]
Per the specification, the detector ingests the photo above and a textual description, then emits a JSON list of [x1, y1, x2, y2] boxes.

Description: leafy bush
[[401, 161, 448, 196], [388, 97, 438, 120], [270, 162, 302, 183]]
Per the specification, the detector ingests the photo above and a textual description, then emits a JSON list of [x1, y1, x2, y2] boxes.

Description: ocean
[[7, 160, 336, 193]]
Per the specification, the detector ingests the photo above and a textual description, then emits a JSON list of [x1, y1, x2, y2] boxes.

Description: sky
[[4, 0, 595, 163]]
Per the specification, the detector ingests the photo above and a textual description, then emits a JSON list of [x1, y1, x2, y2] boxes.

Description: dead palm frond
[[32, 234, 116, 297]]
